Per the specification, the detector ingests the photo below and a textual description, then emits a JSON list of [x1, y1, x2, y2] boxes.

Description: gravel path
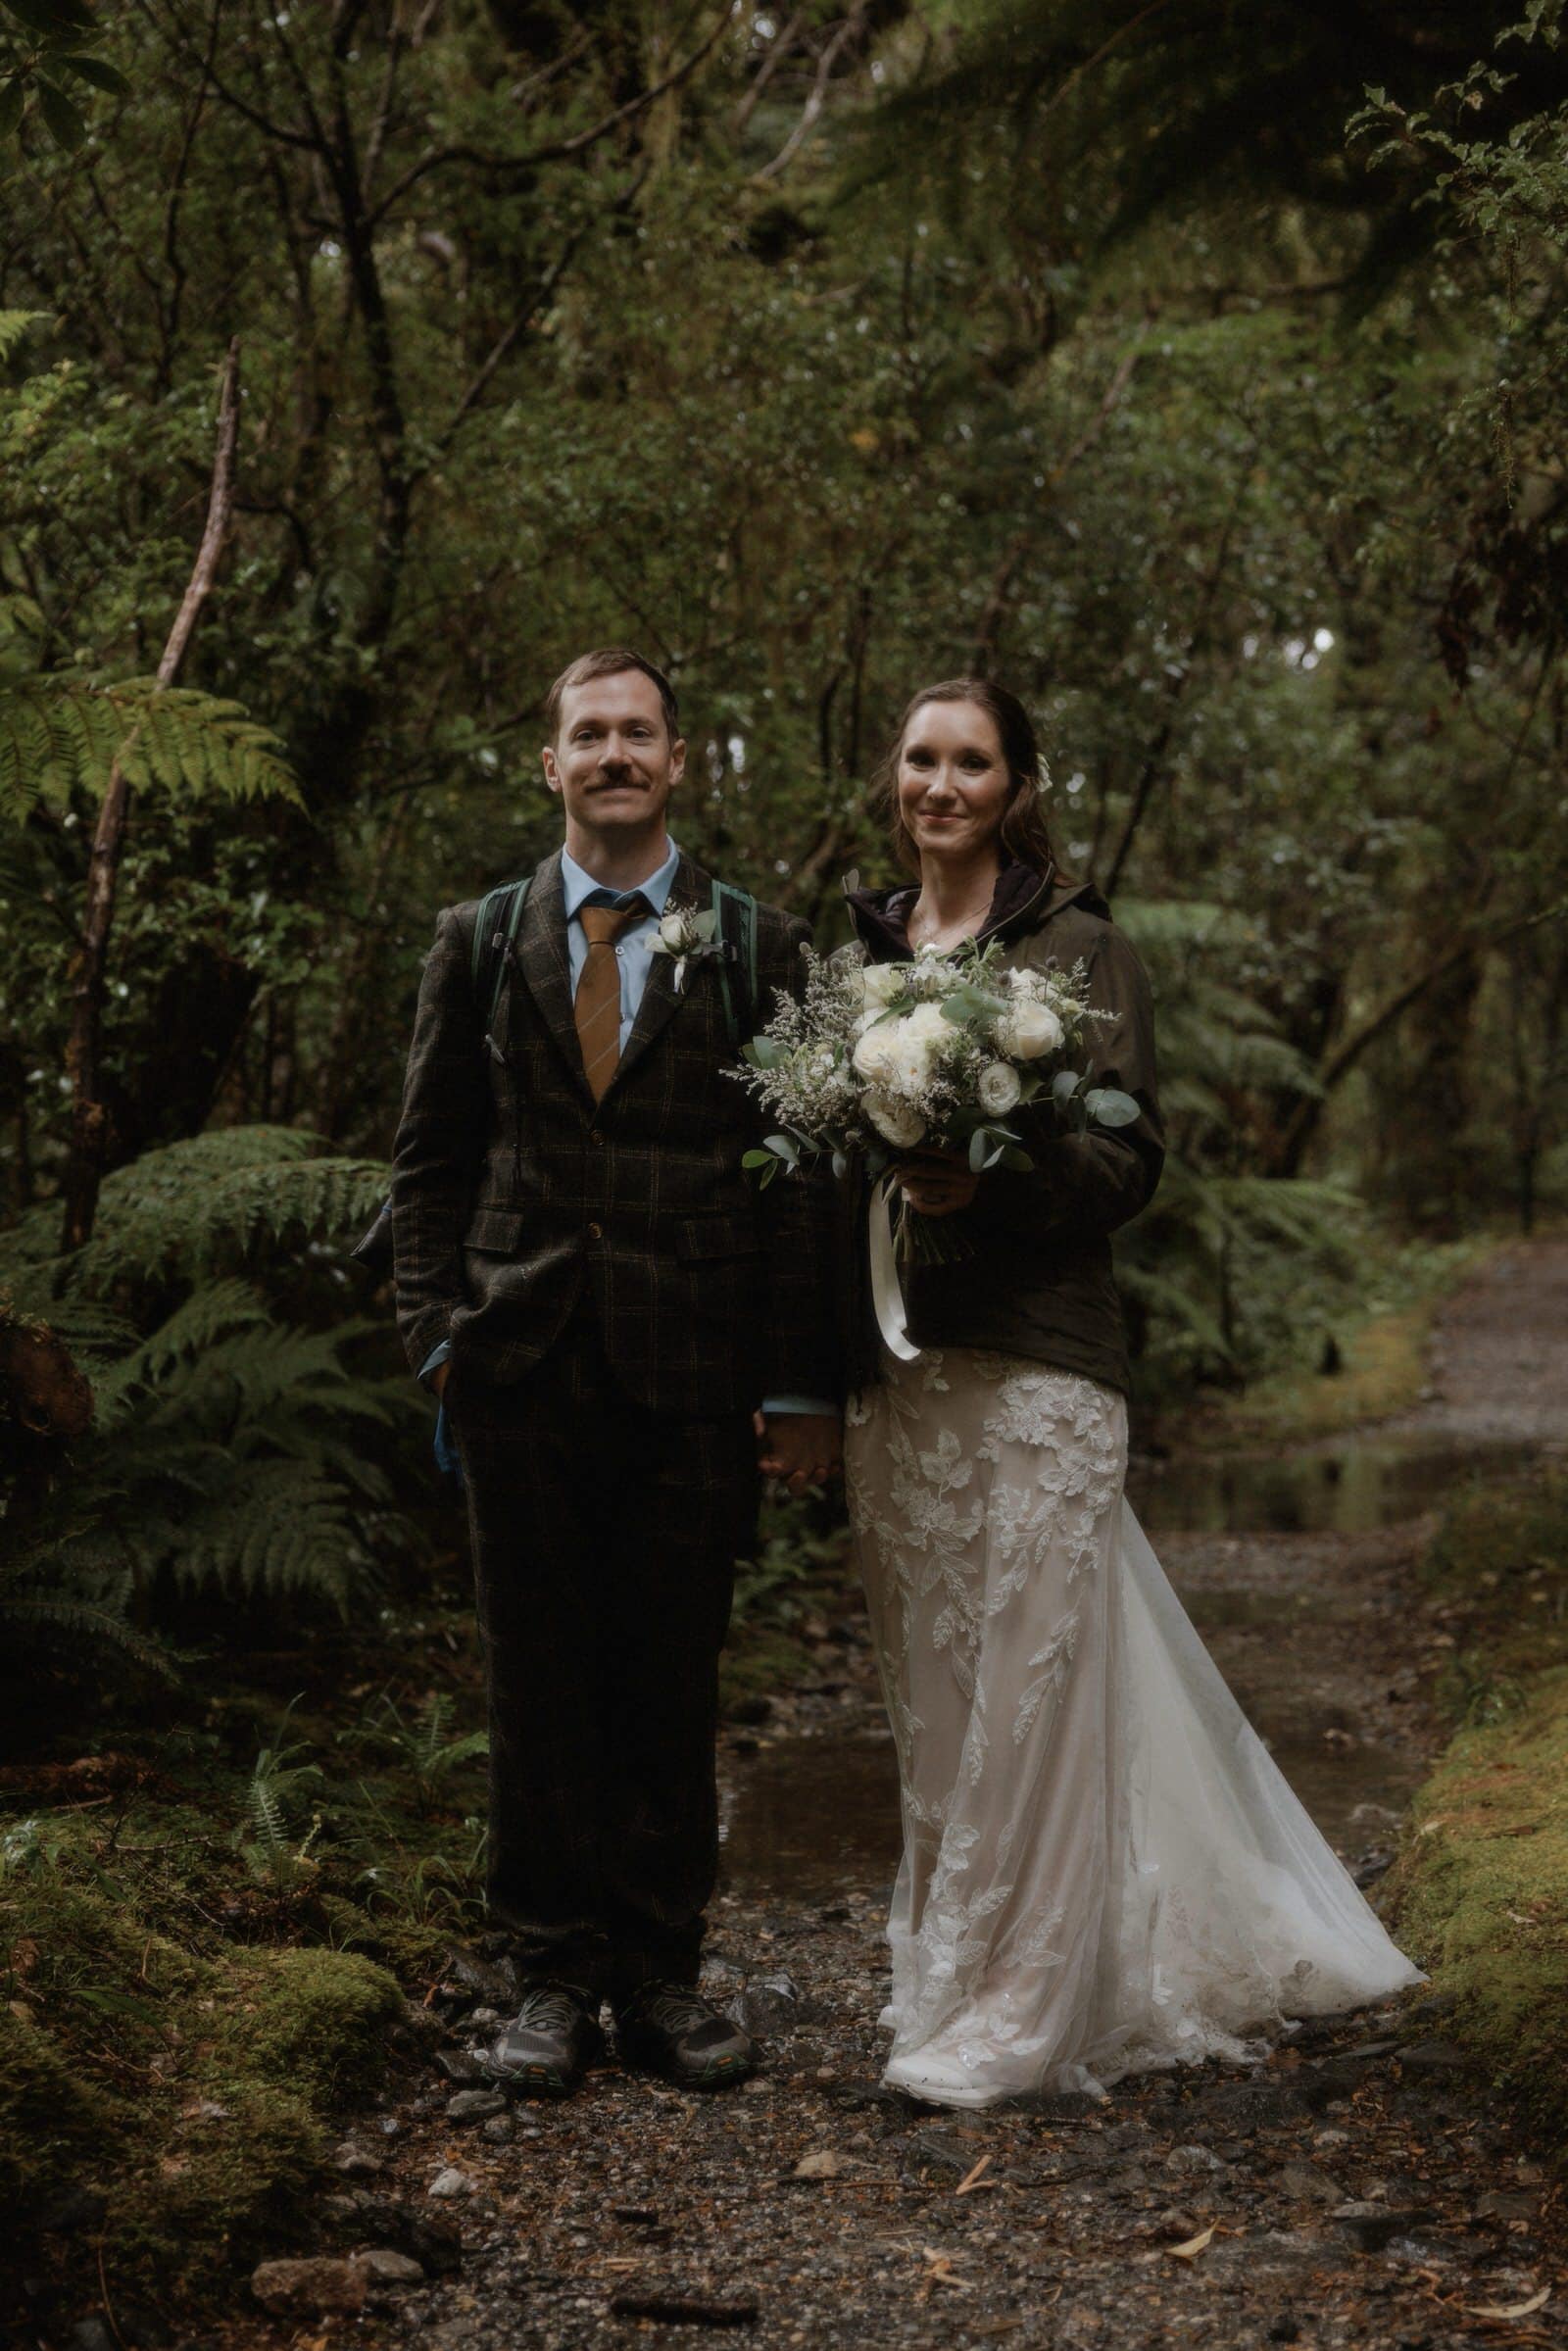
[[229, 1243, 1568, 2351]]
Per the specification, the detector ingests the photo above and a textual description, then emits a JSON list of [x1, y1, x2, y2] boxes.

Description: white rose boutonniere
[[648, 904, 722, 993]]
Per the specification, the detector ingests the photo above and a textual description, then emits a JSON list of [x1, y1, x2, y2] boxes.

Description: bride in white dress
[[840, 678, 1421, 2109]]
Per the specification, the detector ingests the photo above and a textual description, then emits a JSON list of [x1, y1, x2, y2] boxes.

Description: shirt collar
[[561, 837, 681, 919]]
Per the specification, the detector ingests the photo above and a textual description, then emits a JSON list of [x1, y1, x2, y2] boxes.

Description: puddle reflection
[[1128, 1438, 1528, 1538]]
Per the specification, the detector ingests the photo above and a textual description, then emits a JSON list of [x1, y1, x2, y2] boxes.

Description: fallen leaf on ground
[[794, 2150, 843, 2179], [1164, 2225, 1216, 2261], [1461, 2287, 1550, 2320], [956, 2154, 993, 2195]]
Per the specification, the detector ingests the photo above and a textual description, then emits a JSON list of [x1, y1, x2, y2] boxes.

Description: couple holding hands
[[390, 647, 1417, 2113]]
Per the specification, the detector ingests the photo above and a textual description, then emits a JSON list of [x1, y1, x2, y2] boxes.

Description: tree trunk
[[58, 340, 241, 1257]]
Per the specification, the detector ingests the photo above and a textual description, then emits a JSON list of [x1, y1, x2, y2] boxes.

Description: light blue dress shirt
[[560, 837, 681, 1052], [418, 838, 831, 1442]]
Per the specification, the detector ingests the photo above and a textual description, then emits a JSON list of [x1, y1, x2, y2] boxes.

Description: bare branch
[[969, 341, 1142, 671], [1102, 494, 1241, 898], [431, 225, 589, 459], [59, 340, 243, 1256], [752, 2, 870, 184], [130, 0, 323, 152], [732, 1, 811, 136], [368, 8, 731, 226]]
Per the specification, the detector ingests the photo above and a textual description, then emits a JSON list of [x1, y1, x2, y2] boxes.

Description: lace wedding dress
[[845, 1345, 1423, 2109]]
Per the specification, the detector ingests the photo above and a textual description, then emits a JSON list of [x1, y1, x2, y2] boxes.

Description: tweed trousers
[[447, 1308, 758, 1998]]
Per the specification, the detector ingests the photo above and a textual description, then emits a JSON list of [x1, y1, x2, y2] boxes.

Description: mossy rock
[[108, 2075, 328, 2280], [0, 2003, 124, 2213], [1386, 1663, 1568, 2151], [3, 1853, 404, 2292], [224, 1944, 405, 2102]]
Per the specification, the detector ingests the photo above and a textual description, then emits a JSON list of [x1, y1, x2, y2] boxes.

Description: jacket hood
[[843, 858, 1110, 959]]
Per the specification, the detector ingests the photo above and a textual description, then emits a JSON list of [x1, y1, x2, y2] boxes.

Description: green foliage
[[0, 1128, 419, 1684], [342, 1690, 489, 1814], [1387, 1468, 1568, 2146], [234, 1703, 327, 1888], [0, 676, 303, 821], [10, 1126, 390, 1295], [0, 0, 126, 151], [0, 1815, 404, 2283]]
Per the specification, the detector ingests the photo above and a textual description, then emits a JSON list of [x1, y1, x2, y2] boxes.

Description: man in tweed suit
[[391, 649, 839, 2096]]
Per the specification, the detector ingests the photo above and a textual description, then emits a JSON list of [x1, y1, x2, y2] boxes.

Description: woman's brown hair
[[877, 676, 1055, 878]]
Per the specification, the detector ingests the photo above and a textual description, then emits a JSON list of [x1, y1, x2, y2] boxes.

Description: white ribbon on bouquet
[[868, 1176, 922, 1362]]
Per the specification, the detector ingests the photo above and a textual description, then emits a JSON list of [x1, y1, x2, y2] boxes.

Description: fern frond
[[168, 1461, 364, 1610], [0, 675, 302, 822], [0, 310, 48, 364], [54, 1128, 390, 1294], [87, 1279, 268, 1423], [0, 1594, 177, 1679]]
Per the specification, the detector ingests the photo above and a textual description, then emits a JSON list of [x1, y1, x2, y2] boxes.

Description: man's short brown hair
[[544, 648, 680, 744]]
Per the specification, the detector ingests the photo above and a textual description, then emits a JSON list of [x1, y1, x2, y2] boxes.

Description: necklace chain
[[909, 888, 995, 950]]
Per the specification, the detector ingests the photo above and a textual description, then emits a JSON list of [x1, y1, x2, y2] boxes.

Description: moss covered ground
[[0, 1631, 467, 2316], [0, 1491, 850, 2327], [1384, 1467, 1568, 2152]]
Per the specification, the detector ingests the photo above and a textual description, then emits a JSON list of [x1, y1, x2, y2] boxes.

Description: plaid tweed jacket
[[390, 847, 838, 1413]]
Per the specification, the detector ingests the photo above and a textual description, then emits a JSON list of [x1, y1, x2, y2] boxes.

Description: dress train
[[845, 1347, 1421, 2108]]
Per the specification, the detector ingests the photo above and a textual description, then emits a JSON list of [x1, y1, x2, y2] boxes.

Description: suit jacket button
[[590, 1130, 606, 1147], [587, 1221, 604, 1241]]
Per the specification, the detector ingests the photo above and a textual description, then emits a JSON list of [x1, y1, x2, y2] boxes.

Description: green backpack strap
[[710, 879, 759, 1053], [469, 873, 532, 1046]]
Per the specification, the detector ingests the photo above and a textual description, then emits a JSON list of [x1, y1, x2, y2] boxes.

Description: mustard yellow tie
[[574, 898, 647, 1102]]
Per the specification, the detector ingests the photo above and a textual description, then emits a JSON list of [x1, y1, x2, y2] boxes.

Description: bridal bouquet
[[735, 940, 1138, 1257]]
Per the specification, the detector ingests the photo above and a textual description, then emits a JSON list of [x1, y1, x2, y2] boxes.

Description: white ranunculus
[[865, 1090, 926, 1148], [997, 1001, 1064, 1059], [852, 1022, 902, 1082], [861, 962, 904, 1007], [658, 912, 688, 951], [977, 1060, 1022, 1114]]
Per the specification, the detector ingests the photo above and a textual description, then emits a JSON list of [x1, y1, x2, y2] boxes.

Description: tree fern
[[0, 675, 302, 822]]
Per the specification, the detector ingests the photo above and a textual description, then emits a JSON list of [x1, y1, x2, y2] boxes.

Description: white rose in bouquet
[[885, 1001, 952, 1096], [861, 962, 905, 1008], [997, 1000, 1064, 1059], [852, 1022, 903, 1082], [865, 1090, 927, 1148], [977, 1060, 1022, 1114]]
